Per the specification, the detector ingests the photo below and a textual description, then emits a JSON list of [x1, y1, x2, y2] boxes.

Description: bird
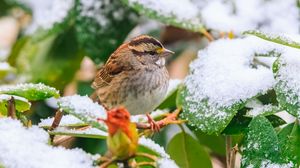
[[91, 35, 174, 117]]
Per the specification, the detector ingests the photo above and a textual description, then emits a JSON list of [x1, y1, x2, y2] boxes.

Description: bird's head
[[128, 35, 174, 67]]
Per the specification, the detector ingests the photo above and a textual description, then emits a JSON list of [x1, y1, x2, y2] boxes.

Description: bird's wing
[[91, 60, 124, 89]]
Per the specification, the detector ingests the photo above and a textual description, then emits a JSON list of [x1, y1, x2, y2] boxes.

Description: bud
[[104, 107, 138, 160]]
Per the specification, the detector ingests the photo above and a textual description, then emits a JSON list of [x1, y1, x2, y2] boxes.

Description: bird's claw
[[146, 113, 160, 132]]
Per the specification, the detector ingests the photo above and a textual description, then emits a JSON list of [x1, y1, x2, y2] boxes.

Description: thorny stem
[[7, 96, 16, 119], [226, 136, 232, 168]]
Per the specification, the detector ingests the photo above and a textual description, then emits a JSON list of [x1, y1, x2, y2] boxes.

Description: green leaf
[[10, 27, 84, 91], [223, 108, 286, 135], [278, 121, 300, 166], [167, 132, 212, 168], [158, 80, 182, 109], [75, 0, 138, 63], [244, 30, 300, 49], [0, 94, 31, 115], [57, 95, 107, 131], [179, 87, 242, 134], [0, 83, 59, 101], [122, 0, 205, 33], [241, 116, 290, 168], [192, 129, 226, 156]]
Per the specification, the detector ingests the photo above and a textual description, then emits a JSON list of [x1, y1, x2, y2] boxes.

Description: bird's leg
[[157, 108, 186, 127], [146, 113, 160, 132]]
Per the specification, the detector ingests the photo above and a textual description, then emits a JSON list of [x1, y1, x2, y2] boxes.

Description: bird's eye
[[148, 51, 156, 55]]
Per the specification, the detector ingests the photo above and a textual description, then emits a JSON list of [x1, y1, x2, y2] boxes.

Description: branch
[[230, 144, 238, 168], [226, 136, 232, 168]]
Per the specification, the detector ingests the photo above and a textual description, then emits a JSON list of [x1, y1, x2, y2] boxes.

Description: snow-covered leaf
[[123, 0, 204, 33], [0, 83, 59, 101], [273, 50, 300, 118], [241, 116, 292, 168], [244, 30, 300, 49], [49, 127, 107, 139], [167, 132, 212, 168], [0, 94, 31, 115], [180, 37, 276, 134], [75, 0, 138, 63], [38, 114, 87, 128], [201, 0, 299, 34], [57, 95, 107, 131], [15, 0, 74, 35], [0, 118, 96, 168]]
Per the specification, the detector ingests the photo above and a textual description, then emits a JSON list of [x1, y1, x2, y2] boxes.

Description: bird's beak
[[161, 48, 175, 57]]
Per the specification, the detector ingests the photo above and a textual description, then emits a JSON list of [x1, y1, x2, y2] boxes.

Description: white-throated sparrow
[[91, 35, 174, 115]]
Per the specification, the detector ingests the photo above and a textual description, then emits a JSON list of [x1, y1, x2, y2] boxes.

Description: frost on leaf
[[16, 0, 74, 34], [57, 95, 107, 131], [123, 0, 203, 32], [0, 118, 96, 168], [0, 83, 60, 101], [180, 37, 276, 134], [75, 0, 138, 63], [241, 116, 293, 168], [273, 49, 300, 118]]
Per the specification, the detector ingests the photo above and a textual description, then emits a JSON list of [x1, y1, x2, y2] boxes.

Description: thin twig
[[226, 136, 232, 168], [52, 126, 91, 146], [7, 96, 16, 119], [49, 110, 64, 131], [230, 144, 238, 168], [99, 158, 116, 168], [135, 152, 157, 161], [134, 162, 156, 167]]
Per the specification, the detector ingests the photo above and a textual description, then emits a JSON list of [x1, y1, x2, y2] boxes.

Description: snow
[[185, 37, 276, 108], [16, 0, 73, 34], [38, 115, 84, 127], [246, 104, 279, 117], [157, 158, 179, 168], [58, 95, 107, 121], [0, 118, 95, 168], [128, 0, 201, 25], [200, 0, 299, 34], [139, 137, 170, 159]]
